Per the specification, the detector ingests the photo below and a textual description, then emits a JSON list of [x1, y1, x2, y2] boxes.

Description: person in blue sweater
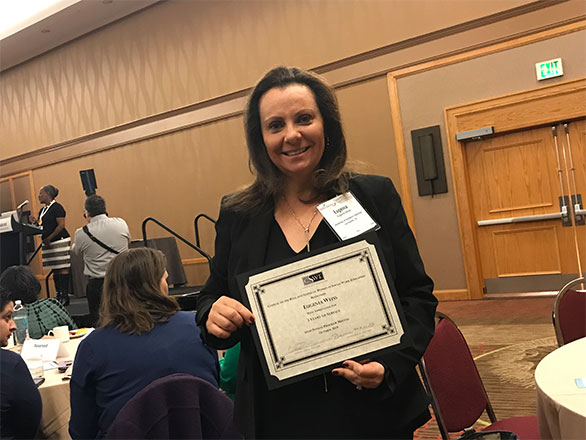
[[69, 248, 220, 439], [0, 286, 43, 439]]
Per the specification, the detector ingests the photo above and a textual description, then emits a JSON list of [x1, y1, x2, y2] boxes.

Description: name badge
[[317, 192, 379, 241]]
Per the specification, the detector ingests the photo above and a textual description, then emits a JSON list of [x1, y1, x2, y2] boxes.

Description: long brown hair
[[224, 66, 350, 212], [99, 248, 179, 334]]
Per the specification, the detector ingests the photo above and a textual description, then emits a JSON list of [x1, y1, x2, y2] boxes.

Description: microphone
[[17, 200, 29, 210]]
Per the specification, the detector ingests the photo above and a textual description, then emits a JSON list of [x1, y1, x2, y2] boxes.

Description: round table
[[535, 337, 586, 439], [6, 335, 86, 439], [38, 335, 84, 440]]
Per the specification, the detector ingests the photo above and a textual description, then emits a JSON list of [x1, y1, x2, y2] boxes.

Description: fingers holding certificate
[[332, 359, 385, 389], [238, 233, 409, 389], [206, 296, 255, 339]]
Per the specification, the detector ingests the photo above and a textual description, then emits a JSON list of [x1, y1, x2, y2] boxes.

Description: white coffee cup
[[48, 325, 70, 343]]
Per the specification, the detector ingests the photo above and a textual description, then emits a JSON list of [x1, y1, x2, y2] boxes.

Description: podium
[[0, 211, 43, 272]]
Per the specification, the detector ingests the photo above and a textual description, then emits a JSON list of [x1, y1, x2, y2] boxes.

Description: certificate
[[238, 233, 408, 389]]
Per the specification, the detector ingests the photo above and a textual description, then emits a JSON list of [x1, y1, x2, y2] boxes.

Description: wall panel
[[0, 0, 537, 159], [337, 77, 400, 183], [27, 77, 402, 269], [31, 116, 251, 262]]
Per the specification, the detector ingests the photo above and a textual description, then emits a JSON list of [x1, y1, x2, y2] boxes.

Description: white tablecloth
[[535, 337, 586, 439], [38, 336, 84, 439]]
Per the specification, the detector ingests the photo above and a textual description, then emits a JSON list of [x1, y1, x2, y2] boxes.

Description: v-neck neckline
[[272, 216, 326, 255]]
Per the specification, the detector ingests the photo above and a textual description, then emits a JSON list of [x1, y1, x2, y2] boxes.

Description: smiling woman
[[195, 66, 437, 439], [259, 84, 325, 183]]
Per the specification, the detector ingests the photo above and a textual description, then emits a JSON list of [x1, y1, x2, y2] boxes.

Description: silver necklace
[[283, 197, 319, 252]]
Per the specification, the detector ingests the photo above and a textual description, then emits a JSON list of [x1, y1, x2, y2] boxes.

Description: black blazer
[[196, 174, 437, 438]]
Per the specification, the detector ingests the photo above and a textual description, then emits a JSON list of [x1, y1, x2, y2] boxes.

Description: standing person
[[71, 195, 130, 326], [196, 66, 438, 439], [0, 265, 77, 339], [0, 286, 43, 439], [69, 248, 220, 439], [30, 184, 71, 306]]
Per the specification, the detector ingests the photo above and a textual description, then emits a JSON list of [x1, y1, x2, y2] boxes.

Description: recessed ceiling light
[[0, 0, 79, 39]]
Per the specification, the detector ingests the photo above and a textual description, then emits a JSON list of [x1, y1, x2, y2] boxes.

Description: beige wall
[[0, 0, 537, 159], [398, 29, 586, 291], [28, 76, 400, 286], [1, 0, 584, 289]]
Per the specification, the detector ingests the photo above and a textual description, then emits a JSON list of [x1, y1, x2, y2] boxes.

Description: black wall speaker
[[80, 169, 98, 196], [410, 125, 448, 197]]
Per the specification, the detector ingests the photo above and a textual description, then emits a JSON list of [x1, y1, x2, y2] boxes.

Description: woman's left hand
[[331, 359, 385, 389], [42, 237, 51, 246]]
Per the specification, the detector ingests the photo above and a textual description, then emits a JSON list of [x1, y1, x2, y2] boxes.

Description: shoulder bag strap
[[82, 225, 120, 254]]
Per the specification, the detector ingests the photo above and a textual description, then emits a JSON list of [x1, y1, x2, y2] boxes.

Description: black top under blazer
[[196, 174, 438, 438]]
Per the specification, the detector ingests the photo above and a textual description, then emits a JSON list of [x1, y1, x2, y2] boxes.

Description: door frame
[[386, 19, 586, 300], [445, 78, 586, 298]]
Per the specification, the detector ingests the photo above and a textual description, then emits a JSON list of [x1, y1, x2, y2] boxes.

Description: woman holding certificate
[[196, 66, 437, 439]]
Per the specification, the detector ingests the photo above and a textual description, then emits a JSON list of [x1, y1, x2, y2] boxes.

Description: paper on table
[[20, 339, 69, 362]]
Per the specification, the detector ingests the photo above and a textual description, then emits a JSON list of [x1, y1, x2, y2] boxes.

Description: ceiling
[[0, 0, 161, 72]]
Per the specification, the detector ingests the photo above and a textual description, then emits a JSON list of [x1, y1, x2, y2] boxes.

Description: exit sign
[[535, 58, 563, 81]]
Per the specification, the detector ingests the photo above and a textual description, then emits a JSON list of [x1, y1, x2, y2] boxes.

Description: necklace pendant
[[282, 196, 318, 254]]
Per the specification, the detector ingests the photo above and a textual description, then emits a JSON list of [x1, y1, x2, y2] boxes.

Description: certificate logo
[[302, 272, 324, 285]]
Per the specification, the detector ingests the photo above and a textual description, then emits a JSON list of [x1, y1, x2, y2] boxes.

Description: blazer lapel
[[243, 207, 274, 270], [229, 203, 275, 299]]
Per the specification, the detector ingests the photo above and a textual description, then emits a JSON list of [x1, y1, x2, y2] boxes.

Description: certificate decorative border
[[239, 233, 408, 389], [252, 248, 398, 371]]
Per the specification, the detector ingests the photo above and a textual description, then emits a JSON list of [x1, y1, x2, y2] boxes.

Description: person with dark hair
[[30, 184, 71, 305], [0, 266, 76, 339], [196, 66, 437, 439], [0, 286, 43, 439], [69, 248, 219, 439], [72, 194, 130, 326]]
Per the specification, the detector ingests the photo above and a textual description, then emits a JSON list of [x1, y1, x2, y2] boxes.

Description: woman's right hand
[[206, 296, 255, 339]]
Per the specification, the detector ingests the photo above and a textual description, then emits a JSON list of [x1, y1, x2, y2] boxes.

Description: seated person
[[0, 266, 77, 339], [219, 343, 240, 401], [69, 248, 220, 439], [0, 286, 43, 439]]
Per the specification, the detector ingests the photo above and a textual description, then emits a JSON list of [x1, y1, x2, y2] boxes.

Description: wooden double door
[[465, 119, 585, 293]]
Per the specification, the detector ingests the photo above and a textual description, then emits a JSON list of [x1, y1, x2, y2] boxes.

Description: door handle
[[573, 194, 585, 225], [477, 212, 565, 226], [477, 195, 572, 227]]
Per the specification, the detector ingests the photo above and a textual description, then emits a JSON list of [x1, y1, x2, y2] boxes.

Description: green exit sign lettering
[[535, 58, 563, 81]]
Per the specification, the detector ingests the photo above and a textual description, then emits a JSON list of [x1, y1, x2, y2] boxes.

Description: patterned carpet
[[414, 297, 557, 440]]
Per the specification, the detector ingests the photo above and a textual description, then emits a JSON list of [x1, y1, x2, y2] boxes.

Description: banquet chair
[[107, 373, 242, 439], [419, 312, 540, 440], [552, 277, 586, 346]]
